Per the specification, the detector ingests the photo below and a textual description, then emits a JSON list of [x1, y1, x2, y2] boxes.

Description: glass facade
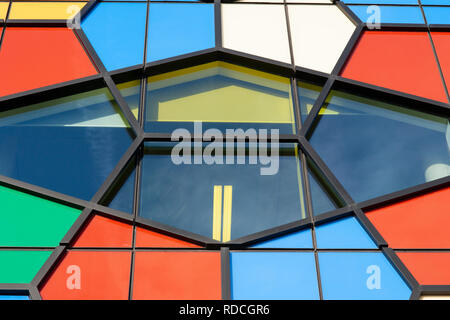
[[0, 0, 448, 301]]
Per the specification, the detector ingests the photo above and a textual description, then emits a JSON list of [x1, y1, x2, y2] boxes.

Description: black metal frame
[[0, 0, 448, 301]]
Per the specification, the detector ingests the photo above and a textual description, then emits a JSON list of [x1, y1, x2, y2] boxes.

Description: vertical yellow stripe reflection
[[222, 186, 233, 243], [212, 186, 223, 241]]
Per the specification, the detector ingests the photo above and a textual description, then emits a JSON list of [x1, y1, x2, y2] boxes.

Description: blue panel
[[308, 170, 337, 216], [315, 216, 377, 249], [231, 252, 319, 300], [424, 7, 450, 25], [108, 160, 136, 214], [0, 295, 29, 300], [82, 3, 147, 71], [319, 252, 411, 300], [147, 3, 215, 62], [421, 0, 450, 4], [349, 5, 425, 24], [251, 229, 313, 249], [344, 0, 418, 3]]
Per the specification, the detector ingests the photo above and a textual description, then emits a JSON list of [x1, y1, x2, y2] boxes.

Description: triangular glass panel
[[315, 216, 377, 249], [250, 229, 313, 249]]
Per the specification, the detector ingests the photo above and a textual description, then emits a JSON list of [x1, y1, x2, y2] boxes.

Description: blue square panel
[[82, 3, 147, 71], [230, 252, 319, 300], [348, 5, 425, 24], [0, 295, 29, 300], [147, 3, 215, 62], [319, 252, 411, 300], [424, 7, 450, 25]]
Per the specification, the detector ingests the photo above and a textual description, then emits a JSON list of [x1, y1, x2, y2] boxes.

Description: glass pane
[[139, 142, 307, 242], [309, 90, 450, 202], [0, 88, 134, 200], [0, 250, 52, 284], [147, 3, 215, 62], [103, 156, 137, 214], [315, 216, 377, 249], [319, 252, 411, 300], [230, 252, 319, 300], [348, 5, 425, 24], [145, 62, 296, 134], [298, 81, 323, 124], [117, 80, 141, 122], [0, 185, 81, 247], [424, 7, 450, 25], [308, 167, 338, 215]]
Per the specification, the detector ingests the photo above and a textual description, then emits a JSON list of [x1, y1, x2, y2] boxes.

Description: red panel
[[431, 32, 450, 94], [366, 188, 450, 249], [133, 251, 221, 300], [341, 31, 448, 103], [0, 27, 97, 97], [40, 251, 131, 300], [135, 227, 201, 248], [398, 252, 450, 285], [73, 215, 133, 248]]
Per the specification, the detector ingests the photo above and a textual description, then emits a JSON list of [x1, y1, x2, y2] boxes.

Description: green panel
[[0, 250, 52, 283], [0, 186, 81, 247]]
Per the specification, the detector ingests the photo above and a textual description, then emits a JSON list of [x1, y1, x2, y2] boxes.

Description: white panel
[[222, 4, 291, 64], [288, 5, 356, 74], [421, 295, 450, 300]]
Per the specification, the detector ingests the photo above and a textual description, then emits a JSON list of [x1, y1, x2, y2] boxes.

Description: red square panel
[[341, 31, 448, 103], [133, 251, 222, 300], [367, 188, 450, 249], [0, 27, 97, 97], [431, 32, 450, 94], [398, 252, 450, 285], [40, 251, 131, 300]]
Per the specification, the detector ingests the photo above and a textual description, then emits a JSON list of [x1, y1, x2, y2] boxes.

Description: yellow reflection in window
[[147, 62, 295, 127]]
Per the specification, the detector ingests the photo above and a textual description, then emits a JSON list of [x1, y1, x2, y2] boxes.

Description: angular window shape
[[315, 216, 377, 249], [9, 2, 86, 20], [139, 142, 307, 242], [341, 31, 448, 103], [424, 6, 450, 25], [309, 89, 450, 203], [147, 3, 215, 62], [422, 0, 450, 4], [250, 229, 313, 249], [102, 156, 137, 214], [145, 62, 296, 134], [298, 80, 323, 123], [319, 252, 411, 300], [230, 252, 319, 300], [348, 5, 424, 24], [0, 185, 81, 247], [82, 2, 147, 71], [40, 251, 131, 300], [0, 250, 52, 284], [0, 88, 134, 200], [288, 5, 356, 73], [73, 214, 133, 248], [132, 251, 221, 300], [0, 27, 97, 97], [222, 4, 291, 64], [397, 252, 450, 285], [117, 80, 141, 122], [366, 187, 450, 249]]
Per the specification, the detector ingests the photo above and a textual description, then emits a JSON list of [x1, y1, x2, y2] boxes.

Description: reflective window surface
[[298, 81, 323, 124], [145, 62, 296, 134], [139, 142, 306, 242], [0, 88, 133, 200], [309, 90, 450, 202]]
